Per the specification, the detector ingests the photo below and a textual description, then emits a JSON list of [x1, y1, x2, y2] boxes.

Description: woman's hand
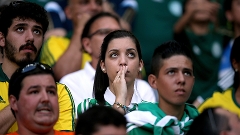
[[113, 65, 128, 105]]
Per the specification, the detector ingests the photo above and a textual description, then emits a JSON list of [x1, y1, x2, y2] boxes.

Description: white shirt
[[60, 62, 159, 114]]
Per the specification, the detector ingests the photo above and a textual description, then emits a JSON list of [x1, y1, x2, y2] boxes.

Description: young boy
[[174, 0, 225, 106], [126, 41, 199, 135]]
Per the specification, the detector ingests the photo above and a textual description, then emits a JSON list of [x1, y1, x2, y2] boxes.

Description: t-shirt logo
[[0, 96, 6, 103]]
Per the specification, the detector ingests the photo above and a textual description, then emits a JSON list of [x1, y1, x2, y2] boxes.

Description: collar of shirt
[[104, 85, 142, 108]]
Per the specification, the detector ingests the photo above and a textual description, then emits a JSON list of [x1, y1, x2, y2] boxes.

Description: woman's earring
[[139, 68, 142, 72], [102, 68, 105, 73], [235, 69, 238, 72]]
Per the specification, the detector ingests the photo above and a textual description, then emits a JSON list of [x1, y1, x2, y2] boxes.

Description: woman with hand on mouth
[[77, 30, 153, 115]]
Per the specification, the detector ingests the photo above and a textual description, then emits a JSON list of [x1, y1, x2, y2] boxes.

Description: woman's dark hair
[[223, 0, 233, 12], [230, 36, 240, 89], [150, 40, 193, 77], [81, 12, 120, 40], [93, 30, 142, 105]]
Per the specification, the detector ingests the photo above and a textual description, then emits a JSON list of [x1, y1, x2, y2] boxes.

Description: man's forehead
[[11, 18, 42, 27]]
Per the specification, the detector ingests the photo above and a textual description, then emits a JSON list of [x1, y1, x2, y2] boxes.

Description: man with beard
[[0, 1, 75, 134], [7, 62, 74, 135]]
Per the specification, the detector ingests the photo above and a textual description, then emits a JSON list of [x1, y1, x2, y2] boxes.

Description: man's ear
[[0, 32, 5, 47], [220, 130, 229, 135], [148, 74, 158, 89], [9, 95, 18, 112], [232, 59, 238, 71], [82, 37, 92, 54], [225, 11, 233, 22], [64, 5, 72, 20]]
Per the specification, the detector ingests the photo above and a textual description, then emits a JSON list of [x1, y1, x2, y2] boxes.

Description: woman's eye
[[110, 53, 118, 58], [127, 53, 135, 58]]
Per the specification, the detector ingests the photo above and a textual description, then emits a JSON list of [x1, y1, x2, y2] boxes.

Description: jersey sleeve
[[54, 83, 75, 131], [77, 98, 98, 116], [39, 36, 70, 67]]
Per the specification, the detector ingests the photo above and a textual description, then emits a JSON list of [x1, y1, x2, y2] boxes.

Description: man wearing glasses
[[39, 0, 130, 81], [0, 1, 75, 134], [7, 63, 74, 135], [59, 12, 121, 115]]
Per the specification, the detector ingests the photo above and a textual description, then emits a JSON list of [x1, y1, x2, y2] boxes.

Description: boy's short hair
[[150, 40, 192, 77], [0, 1, 49, 36], [75, 106, 127, 135], [223, 0, 233, 12]]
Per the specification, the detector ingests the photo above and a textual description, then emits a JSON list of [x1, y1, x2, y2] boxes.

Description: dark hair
[[186, 107, 230, 135], [0, 1, 49, 37], [150, 40, 193, 77], [75, 106, 127, 135], [93, 30, 142, 105], [9, 62, 55, 117], [230, 36, 240, 89], [223, 0, 233, 12], [81, 12, 120, 39]]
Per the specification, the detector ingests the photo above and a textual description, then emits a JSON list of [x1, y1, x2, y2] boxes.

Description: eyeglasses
[[88, 29, 117, 38], [18, 63, 52, 74], [10, 1, 25, 7]]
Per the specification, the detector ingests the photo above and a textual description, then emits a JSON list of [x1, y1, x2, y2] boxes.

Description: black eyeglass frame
[[87, 29, 118, 38]]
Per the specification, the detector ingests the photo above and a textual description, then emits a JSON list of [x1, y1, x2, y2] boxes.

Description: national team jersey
[[198, 87, 240, 117], [6, 130, 74, 135], [0, 65, 75, 133], [39, 36, 91, 69]]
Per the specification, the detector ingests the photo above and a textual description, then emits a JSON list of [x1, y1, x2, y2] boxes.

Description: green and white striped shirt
[[126, 102, 199, 135], [77, 87, 146, 115]]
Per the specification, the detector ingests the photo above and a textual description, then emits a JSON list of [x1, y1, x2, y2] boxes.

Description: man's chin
[[16, 59, 35, 67]]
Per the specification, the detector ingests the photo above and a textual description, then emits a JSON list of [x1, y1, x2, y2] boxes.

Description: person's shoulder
[[60, 69, 84, 83], [54, 130, 74, 135], [5, 132, 18, 135], [184, 103, 199, 118], [46, 35, 70, 42], [197, 87, 234, 113], [44, 36, 70, 47]]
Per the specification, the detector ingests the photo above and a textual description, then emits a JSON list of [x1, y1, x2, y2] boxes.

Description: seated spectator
[[39, 0, 131, 81], [126, 41, 199, 135], [7, 63, 74, 135], [75, 106, 126, 135], [174, 0, 225, 106], [60, 13, 158, 114], [77, 30, 159, 115], [217, 0, 240, 91], [132, 0, 184, 79], [0, 1, 74, 134], [186, 107, 240, 135], [198, 36, 240, 117]]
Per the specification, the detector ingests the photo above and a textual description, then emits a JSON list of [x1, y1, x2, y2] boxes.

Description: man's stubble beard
[[4, 40, 39, 67]]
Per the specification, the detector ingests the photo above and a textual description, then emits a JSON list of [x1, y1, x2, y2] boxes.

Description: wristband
[[114, 102, 129, 114]]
